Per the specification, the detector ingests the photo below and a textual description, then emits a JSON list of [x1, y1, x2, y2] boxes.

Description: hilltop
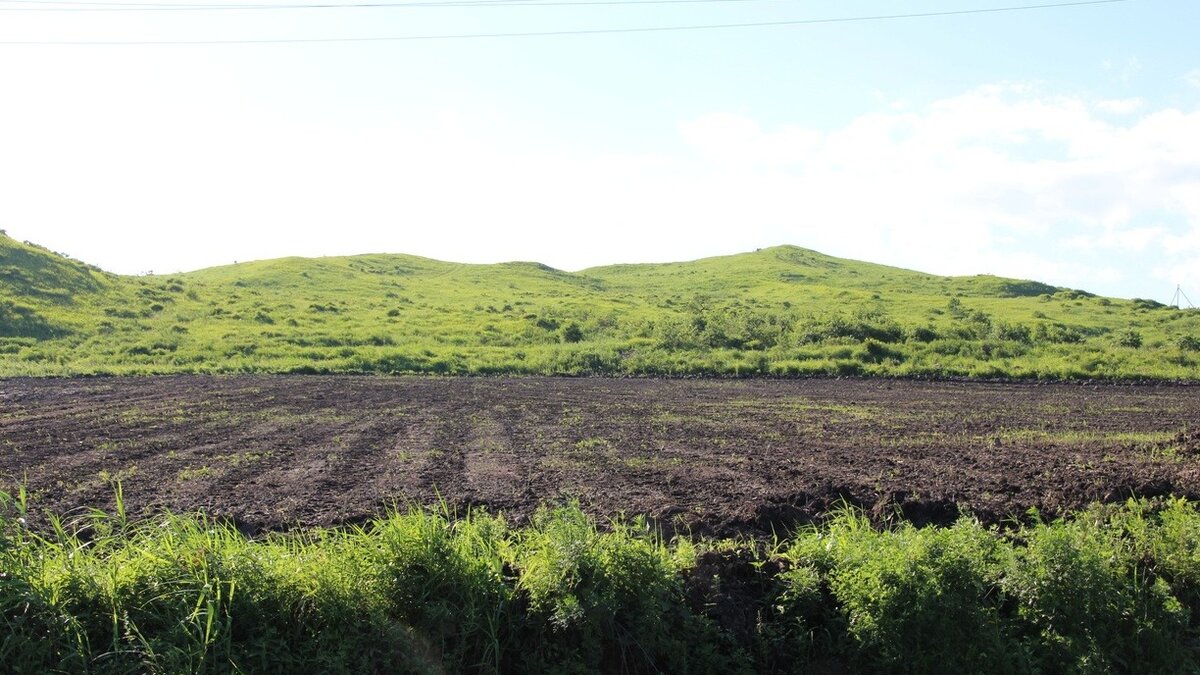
[[0, 233, 1197, 379]]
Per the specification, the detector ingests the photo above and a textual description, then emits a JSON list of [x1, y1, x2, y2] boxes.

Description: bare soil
[[2, 376, 1198, 537]]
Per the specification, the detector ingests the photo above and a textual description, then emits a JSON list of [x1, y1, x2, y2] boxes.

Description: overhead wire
[[1, 0, 516, 3], [0, 0, 789, 10], [0, 0, 1133, 9], [0, 0, 1136, 44]]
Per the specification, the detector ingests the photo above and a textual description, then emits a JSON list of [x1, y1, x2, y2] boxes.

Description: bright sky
[[1, 0, 1198, 301]]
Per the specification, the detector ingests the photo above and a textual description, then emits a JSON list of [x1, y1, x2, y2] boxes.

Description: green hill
[[1, 233, 1197, 379]]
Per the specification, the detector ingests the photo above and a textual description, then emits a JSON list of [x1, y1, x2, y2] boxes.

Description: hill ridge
[[0, 232, 1196, 380], [0, 232, 1060, 292]]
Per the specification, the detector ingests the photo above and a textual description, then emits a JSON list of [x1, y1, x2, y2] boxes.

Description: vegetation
[[1, 233, 1198, 379], [5, 489, 1200, 674]]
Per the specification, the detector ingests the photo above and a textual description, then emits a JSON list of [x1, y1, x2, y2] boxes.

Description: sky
[[0, 0, 1198, 301]]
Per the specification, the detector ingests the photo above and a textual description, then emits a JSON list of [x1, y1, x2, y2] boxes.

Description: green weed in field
[[6, 488, 1200, 673]]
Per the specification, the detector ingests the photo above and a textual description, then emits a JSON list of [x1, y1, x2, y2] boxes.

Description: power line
[[0, 0, 492, 4], [0, 0, 1135, 44], [0, 0, 506, 3], [0, 0, 793, 11]]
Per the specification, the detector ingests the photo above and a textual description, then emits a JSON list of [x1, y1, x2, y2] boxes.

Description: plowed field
[[2, 376, 1198, 536]]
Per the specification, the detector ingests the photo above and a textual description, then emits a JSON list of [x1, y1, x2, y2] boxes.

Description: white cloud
[[1095, 98, 1144, 115], [1185, 70, 1200, 88], [2, 75, 1199, 300], [1063, 226, 1167, 252], [670, 84, 1200, 297], [1103, 57, 1143, 85], [679, 113, 820, 167]]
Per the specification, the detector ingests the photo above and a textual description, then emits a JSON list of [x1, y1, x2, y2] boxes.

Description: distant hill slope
[[0, 236, 112, 340], [1, 233, 1197, 379]]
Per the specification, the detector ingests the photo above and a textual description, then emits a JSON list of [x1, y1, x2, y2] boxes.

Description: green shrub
[[798, 313, 904, 345], [1123, 498, 1200, 621], [373, 508, 513, 671], [1035, 323, 1086, 344], [513, 506, 734, 674], [856, 339, 904, 364], [1006, 513, 1191, 674], [907, 325, 939, 343], [760, 562, 823, 672], [832, 359, 864, 376], [790, 514, 1021, 674], [1117, 329, 1144, 349], [561, 323, 585, 343], [992, 322, 1032, 344], [1177, 335, 1200, 352], [6, 493, 1200, 674]]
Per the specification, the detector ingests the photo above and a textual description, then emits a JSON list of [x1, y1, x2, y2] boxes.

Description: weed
[[5, 491, 1200, 673]]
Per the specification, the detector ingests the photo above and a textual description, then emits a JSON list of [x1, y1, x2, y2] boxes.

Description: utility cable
[[0, 0, 1135, 44], [0, 0, 797, 11]]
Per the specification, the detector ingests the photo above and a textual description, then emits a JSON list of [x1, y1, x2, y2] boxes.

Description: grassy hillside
[[1, 233, 1198, 379]]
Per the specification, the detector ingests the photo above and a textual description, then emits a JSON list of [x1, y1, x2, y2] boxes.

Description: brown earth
[[1, 375, 1198, 537]]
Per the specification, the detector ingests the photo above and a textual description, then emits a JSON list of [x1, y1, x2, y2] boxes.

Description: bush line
[[4, 493, 1200, 674]]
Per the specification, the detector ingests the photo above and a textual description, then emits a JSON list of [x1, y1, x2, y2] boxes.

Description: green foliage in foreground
[[2, 234, 1199, 379], [5, 492, 1200, 674]]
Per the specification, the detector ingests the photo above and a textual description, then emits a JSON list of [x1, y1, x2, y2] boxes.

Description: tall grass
[[5, 491, 1200, 673]]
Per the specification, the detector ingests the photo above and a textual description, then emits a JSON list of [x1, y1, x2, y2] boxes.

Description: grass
[[2, 233, 1198, 380], [6, 489, 1200, 674]]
